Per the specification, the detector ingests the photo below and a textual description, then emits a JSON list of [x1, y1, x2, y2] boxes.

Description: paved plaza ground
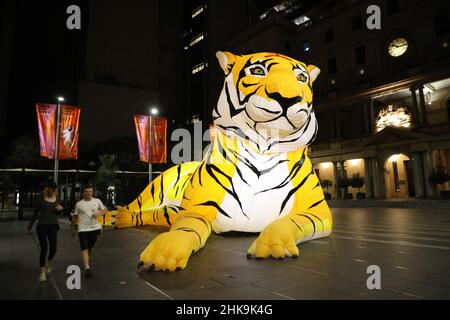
[[1, 207, 450, 300]]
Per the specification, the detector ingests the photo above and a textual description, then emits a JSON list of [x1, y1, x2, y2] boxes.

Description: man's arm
[[96, 199, 108, 217], [71, 203, 79, 233]]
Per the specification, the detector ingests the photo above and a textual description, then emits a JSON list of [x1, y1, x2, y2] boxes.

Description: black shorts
[[78, 230, 101, 251]]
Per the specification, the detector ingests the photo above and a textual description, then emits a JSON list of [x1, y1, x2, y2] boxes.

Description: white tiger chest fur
[[213, 143, 295, 233]]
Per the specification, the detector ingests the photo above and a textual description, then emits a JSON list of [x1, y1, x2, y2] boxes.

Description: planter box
[[440, 190, 450, 199], [356, 192, 365, 200], [343, 193, 353, 200], [324, 193, 332, 200]]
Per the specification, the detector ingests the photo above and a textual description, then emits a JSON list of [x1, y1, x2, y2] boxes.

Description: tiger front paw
[[247, 218, 299, 260], [138, 230, 199, 272], [113, 206, 135, 228]]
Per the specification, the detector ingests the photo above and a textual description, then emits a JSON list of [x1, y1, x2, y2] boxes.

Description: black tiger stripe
[[228, 146, 260, 177], [312, 181, 320, 190], [305, 121, 318, 146], [242, 81, 258, 88], [174, 227, 202, 247], [205, 163, 247, 217], [159, 174, 164, 205], [181, 176, 190, 190], [304, 212, 325, 231], [163, 206, 171, 226], [217, 138, 250, 186], [259, 159, 289, 176], [290, 218, 304, 232], [225, 82, 244, 118], [295, 213, 316, 237], [175, 165, 181, 185], [137, 196, 143, 227], [308, 198, 325, 210], [279, 168, 314, 214], [150, 183, 155, 201], [185, 215, 213, 234], [198, 162, 205, 187], [257, 149, 305, 194], [196, 201, 232, 219]]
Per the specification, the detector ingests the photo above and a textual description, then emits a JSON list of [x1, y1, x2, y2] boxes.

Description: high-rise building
[[182, 0, 254, 128]]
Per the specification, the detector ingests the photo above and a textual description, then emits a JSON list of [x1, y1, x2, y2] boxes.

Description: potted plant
[[351, 173, 365, 199], [339, 177, 353, 199], [320, 179, 332, 200], [430, 166, 450, 199]]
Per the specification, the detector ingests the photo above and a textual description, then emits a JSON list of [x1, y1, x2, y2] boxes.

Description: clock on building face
[[388, 37, 408, 57]]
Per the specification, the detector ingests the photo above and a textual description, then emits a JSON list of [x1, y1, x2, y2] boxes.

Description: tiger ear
[[307, 65, 321, 82], [216, 51, 236, 75]]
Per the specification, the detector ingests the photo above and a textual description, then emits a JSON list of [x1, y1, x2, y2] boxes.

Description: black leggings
[[36, 225, 58, 268]]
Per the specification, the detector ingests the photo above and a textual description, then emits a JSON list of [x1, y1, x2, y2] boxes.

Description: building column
[[412, 152, 426, 198], [409, 86, 420, 127], [418, 85, 429, 126], [333, 161, 340, 199], [372, 158, 380, 198], [363, 101, 370, 134], [372, 158, 387, 198], [340, 160, 348, 197], [364, 157, 374, 198], [421, 151, 434, 197], [369, 99, 375, 132]]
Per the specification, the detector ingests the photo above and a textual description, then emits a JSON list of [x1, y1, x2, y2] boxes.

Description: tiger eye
[[297, 73, 307, 82], [251, 67, 265, 75]]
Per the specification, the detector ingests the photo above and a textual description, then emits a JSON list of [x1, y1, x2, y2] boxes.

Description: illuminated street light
[[57, 96, 65, 102], [150, 107, 158, 116]]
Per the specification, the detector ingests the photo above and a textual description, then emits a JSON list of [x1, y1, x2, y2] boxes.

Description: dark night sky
[[5, 0, 87, 139]]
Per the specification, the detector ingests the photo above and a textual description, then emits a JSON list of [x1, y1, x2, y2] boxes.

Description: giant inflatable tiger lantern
[[105, 51, 333, 272]]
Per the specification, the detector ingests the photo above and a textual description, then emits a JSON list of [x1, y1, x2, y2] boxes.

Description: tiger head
[[213, 51, 320, 153]]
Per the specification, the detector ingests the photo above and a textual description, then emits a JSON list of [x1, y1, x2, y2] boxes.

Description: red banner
[[58, 105, 80, 160], [36, 103, 80, 160], [36, 103, 57, 159], [134, 115, 167, 164]]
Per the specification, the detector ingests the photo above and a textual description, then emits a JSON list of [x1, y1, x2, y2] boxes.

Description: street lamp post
[[148, 107, 158, 183], [54, 96, 65, 185]]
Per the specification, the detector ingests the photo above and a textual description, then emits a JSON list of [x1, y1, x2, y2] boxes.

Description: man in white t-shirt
[[71, 184, 107, 277]]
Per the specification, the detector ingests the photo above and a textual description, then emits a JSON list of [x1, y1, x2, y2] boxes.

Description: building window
[[325, 28, 334, 42], [355, 46, 366, 65], [434, 13, 450, 37], [192, 5, 206, 19], [301, 40, 310, 53], [352, 15, 363, 30], [189, 33, 205, 47], [386, 0, 399, 15], [293, 15, 311, 26], [327, 57, 337, 74], [192, 62, 208, 75]]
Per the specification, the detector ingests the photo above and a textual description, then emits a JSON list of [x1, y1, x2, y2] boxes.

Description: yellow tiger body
[[110, 51, 333, 272]]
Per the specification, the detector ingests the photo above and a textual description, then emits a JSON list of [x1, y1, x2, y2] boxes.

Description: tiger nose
[[264, 88, 303, 109]]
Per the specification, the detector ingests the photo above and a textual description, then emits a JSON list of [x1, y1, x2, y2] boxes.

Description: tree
[[95, 154, 119, 208], [4, 137, 50, 169]]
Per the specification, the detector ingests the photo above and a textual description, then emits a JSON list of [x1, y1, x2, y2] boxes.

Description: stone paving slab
[[1, 207, 450, 300]]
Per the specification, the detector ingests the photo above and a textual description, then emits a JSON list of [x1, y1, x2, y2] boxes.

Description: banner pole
[[54, 103, 61, 185], [148, 114, 152, 184]]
